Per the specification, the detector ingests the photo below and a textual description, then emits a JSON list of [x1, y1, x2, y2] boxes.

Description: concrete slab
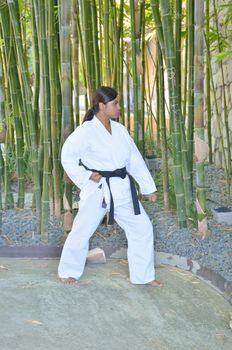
[[0, 258, 231, 350], [212, 207, 232, 225], [1, 246, 232, 303]]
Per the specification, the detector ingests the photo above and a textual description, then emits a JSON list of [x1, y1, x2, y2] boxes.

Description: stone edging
[[109, 247, 232, 304], [156, 252, 232, 305], [0, 245, 231, 304]]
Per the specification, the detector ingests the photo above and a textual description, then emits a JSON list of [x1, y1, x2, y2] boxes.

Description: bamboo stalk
[[205, 0, 212, 164], [194, 0, 208, 237], [170, 1, 193, 218], [71, 0, 80, 127], [155, 55, 160, 150], [104, 0, 111, 85], [186, 0, 194, 180], [98, 0, 103, 81], [145, 45, 154, 142], [60, 0, 73, 141], [205, 34, 228, 195], [7, 0, 41, 220], [108, 1, 114, 86], [0, 54, 4, 138], [36, 0, 51, 241], [60, 0, 73, 232], [111, 0, 119, 87], [76, 4, 88, 108], [159, 0, 186, 228], [174, 0, 182, 99], [182, 3, 188, 121], [126, 44, 131, 132], [0, 146, 3, 232], [87, 0, 96, 92], [79, 0, 95, 100], [0, 55, 4, 227], [30, 0, 40, 142], [3, 113, 14, 209], [118, 0, 124, 123], [129, 0, 139, 145], [150, 0, 165, 52], [212, 0, 231, 195], [48, 0, 61, 218], [157, 41, 170, 210], [91, 0, 100, 87], [1, 2, 25, 208], [140, 0, 145, 156]]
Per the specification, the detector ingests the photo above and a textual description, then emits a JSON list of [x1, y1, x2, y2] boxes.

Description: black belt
[[79, 160, 141, 224]]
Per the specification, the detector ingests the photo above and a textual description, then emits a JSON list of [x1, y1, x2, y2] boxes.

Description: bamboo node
[[194, 134, 209, 162]]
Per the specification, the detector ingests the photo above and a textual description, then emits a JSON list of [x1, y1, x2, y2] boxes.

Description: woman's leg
[[58, 189, 107, 281], [114, 201, 156, 284]]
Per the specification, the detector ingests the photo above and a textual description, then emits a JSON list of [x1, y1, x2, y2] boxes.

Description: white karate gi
[[58, 116, 157, 284]]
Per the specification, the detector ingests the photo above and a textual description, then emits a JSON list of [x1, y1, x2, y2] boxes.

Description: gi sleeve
[[126, 132, 157, 194], [61, 127, 92, 189]]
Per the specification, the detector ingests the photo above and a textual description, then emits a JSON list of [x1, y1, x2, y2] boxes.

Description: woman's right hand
[[90, 172, 102, 183]]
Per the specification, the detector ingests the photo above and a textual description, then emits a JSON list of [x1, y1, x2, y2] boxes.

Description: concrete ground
[[0, 258, 231, 350]]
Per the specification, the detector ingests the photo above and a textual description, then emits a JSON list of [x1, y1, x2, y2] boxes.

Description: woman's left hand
[[147, 192, 157, 202]]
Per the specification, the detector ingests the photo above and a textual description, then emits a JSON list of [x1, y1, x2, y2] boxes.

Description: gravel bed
[[0, 209, 64, 247], [0, 164, 231, 283]]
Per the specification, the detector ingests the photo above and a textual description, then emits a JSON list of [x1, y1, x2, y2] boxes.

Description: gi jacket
[[61, 116, 157, 208]]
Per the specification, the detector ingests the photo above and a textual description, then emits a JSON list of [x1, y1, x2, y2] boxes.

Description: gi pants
[[58, 187, 155, 284]]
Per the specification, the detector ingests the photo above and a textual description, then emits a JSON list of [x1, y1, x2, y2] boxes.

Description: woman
[[58, 86, 162, 287]]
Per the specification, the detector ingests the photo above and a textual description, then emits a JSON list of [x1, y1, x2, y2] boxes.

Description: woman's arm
[[61, 127, 92, 189], [125, 130, 157, 195]]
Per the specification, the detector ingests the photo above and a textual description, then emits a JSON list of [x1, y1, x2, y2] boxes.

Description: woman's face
[[103, 97, 120, 119]]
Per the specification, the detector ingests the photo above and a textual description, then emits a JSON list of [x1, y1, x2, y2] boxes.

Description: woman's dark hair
[[83, 86, 118, 123]]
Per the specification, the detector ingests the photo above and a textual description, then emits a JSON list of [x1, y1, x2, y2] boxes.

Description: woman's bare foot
[[147, 280, 163, 287], [58, 277, 79, 285]]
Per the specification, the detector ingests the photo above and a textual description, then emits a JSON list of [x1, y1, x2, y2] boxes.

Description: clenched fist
[[147, 192, 157, 202], [90, 172, 102, 183]]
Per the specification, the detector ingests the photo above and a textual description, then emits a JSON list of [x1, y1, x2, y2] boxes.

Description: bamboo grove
[[0, 0, 231, 240]]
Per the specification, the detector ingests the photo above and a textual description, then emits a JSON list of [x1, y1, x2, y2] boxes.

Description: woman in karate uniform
[[58, 86, 162, 287]]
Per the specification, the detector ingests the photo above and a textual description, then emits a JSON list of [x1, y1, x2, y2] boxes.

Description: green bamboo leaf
[[213, 50, 232, 62], [219, 4, 232, 9]]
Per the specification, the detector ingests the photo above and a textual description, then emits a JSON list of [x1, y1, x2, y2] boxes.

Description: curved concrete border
[[156, 252, 232, 305], [0, 245, 231, 304], [0, 245, 63, 258], [108, 247, 232, 304]]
